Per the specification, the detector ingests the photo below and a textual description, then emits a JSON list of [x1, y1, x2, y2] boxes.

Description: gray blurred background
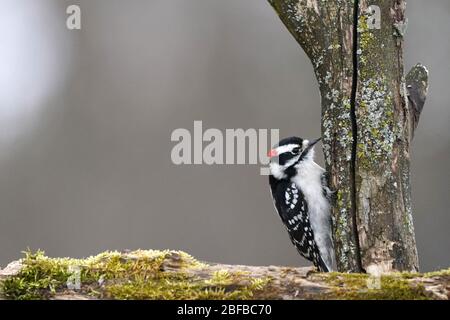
[[0, 0, 448, 271]]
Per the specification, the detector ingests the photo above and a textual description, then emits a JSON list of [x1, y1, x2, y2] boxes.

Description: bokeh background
[[0, 0, 448, 271]]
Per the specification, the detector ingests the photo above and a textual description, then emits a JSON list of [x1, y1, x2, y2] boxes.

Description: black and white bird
[[268, 136, 335, 272]]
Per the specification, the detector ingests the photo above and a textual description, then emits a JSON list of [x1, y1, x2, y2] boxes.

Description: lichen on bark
[[354, 0, 418, 273]]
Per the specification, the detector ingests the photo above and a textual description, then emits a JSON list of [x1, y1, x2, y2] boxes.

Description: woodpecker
[[268, 136, 335, 272]]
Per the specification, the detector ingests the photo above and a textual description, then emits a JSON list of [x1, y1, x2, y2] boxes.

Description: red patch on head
[[268, 149, 278, 158]]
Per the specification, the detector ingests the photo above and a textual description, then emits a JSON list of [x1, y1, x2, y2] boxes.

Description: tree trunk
[[268, 0, 428, 273]]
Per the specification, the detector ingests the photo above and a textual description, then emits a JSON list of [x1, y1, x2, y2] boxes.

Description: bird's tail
[[316, 256, 330, 272]]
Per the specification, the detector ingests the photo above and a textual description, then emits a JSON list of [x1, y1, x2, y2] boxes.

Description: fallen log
[[0, 250, 448, 300]]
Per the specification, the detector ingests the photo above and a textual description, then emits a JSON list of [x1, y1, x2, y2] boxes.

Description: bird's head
[[268, 136, 321, 179]]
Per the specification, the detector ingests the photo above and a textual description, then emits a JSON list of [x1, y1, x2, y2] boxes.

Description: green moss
[[0, 250, 269, 300], [106, 271, 269, 300], [424, 268, 450, 278], [1, 250, 73, 299], [3, 250, 446, 300], [321, 272, 431, 300]]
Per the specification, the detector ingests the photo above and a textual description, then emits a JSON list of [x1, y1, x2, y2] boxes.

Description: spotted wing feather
[[270, 178, 329, 271]]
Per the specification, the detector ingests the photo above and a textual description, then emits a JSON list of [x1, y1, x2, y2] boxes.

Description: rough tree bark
[[268, 0, 428, 273]]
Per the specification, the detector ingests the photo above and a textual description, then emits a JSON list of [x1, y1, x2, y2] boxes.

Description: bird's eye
[[291, 147, 301, 155]]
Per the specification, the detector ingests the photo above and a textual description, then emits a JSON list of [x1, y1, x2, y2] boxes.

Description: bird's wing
[[272, 180, 329, 271]]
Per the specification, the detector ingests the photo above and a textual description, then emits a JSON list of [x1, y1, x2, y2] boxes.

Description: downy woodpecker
[[268, 136, 335, 272]]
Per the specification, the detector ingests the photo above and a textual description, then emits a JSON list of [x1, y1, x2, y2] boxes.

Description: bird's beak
[[302, 137, 321, 155], [268, 149, 278, 158], [308, 137, 321, 148]]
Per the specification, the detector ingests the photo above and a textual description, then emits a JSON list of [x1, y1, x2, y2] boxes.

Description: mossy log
[[0, 250, 448, 300], [268, 0, 429, 273]]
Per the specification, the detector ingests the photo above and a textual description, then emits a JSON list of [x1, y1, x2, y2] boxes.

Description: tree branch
[[0, 250, 448, 300], [268, 0, 325, 61]]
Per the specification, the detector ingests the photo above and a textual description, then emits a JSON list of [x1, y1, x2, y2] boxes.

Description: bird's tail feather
[[317, 256, 331, 272]]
